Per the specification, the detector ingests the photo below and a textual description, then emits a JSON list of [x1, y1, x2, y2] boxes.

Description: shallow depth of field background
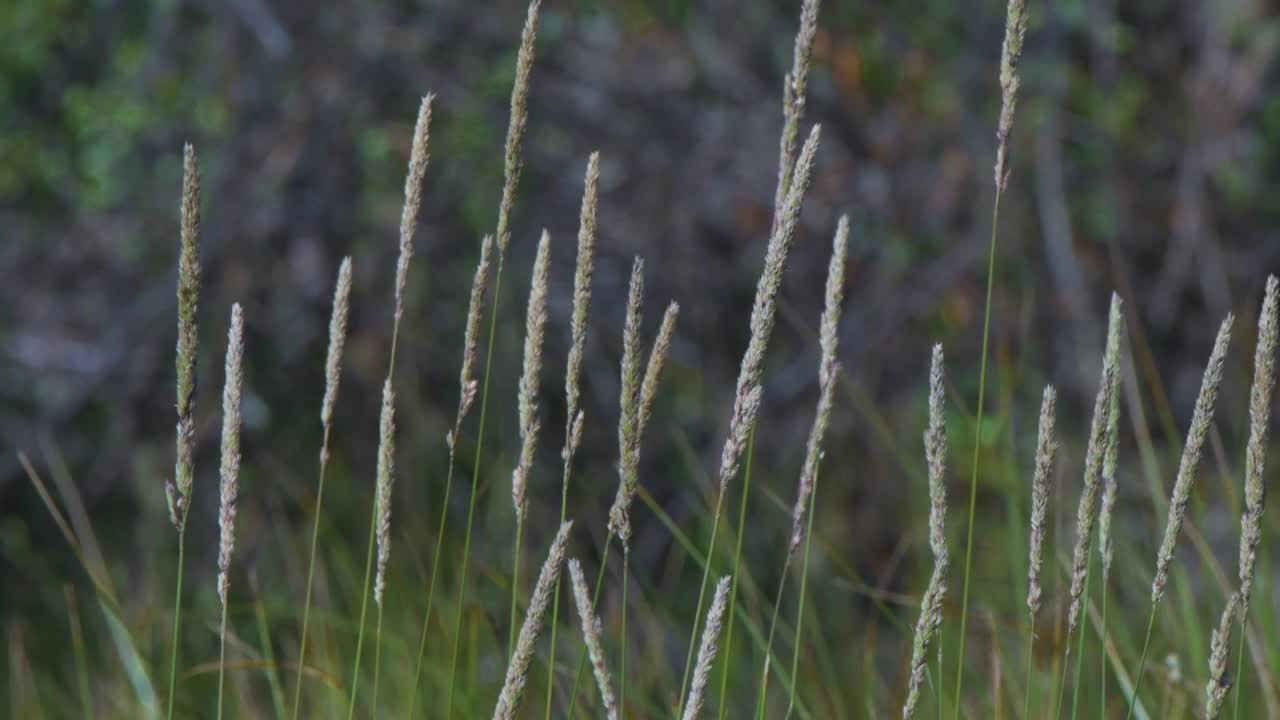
[[3, 0, 1280, 717]]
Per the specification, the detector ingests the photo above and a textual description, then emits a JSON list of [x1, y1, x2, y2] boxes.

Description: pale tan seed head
[[459, 235, 495, 419], [496, 0, 543, 256], [788, 218, 847, 553], [492, 520, 572, 720], [682, 575, 732, 720], [638, 301, 679, 440], [608, 258, 646, 546], [994, 0, 1029, 188], [373, 379, 397, 607], [565, 152, 600, 428], [717, 125, 822, 496], [321, 258, 353, 432], [1239, 276, 1278, 610], [512, 231, 551, 520], [1151, 314, 1233, 605], [772, 0, 821, 215], [1026, 385, 1058, 618], [1068, 298, 1123, 633], [1099, 294, 1125, 578], [1205, 592, 1240, 719], [170, 143, 202, 532], [568, 559, 617, 720], [394, 95, 435, 325], [903, 565, 948, 719], [217, 304, 245, 604], [924, 344, 949, 563]]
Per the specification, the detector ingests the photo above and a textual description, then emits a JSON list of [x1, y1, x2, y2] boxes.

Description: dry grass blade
[[1238, 275, 1278, 608], [217, 304, 245, 604], [1205, 593, 1240, 719], [994, 0, 1029, 187], [496, 0, 542, 255], [1026, 385, 1058, 618], [903, 344, 949, 719], [512, 230, 551, 519], [608, 258, 646, 547], [1099, 297, 1125, 578], [321, 258, 353, 431], [1151, 314, 1234, 604], [568, 559, 617, 720], [772, 0, 821, 214], [373, 380, 397, 607], [169, 143, 202, 532], [492, 521, 573, 720], [683, 576, 732, 720], [458, 236, 495, 420], [394, 95, 435, 326]]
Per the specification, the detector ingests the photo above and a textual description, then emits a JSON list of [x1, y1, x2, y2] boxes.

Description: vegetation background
[[3, 0, 1280, 717]]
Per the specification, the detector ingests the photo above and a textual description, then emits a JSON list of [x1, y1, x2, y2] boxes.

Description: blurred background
[[4, 0, 1280, 716]]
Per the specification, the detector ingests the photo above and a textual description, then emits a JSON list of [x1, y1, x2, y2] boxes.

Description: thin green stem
[[445, 260, 506, 718], [545, 454, 576, 720], [1230, 617, 1246, 720], [167, 527, 187, 720], [1052, 644, 1071, 720], [717, 432, 757, 720], [952, 186, 1003, 720], [1123, 608, 1157, 720], [677, 490, 727, 714], [372, 603, 384, 716], [1023, 617, 1036, 720], [1069, 553, 1094, 720], [344, 506, 377, 720], [1100, 580, 1109, 718], [509, 512, 525, 659], [620, 546, 630, 718], [785, 466, 820, 720], [292, 428, 333, 720], [564, 540, 612, 718], [756, 556, 793, 720], [217, 600, 229, 720], [407, 416, 463, 717]]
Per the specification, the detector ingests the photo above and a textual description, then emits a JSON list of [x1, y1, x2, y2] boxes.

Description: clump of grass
[[292, 257, 353, 719], [167, 142, 202, 720], [215, 303, 245, 720], [952, 0, 1031, 711], [903, 344, 949, 720], [508, 229, 551, 658], [676, 122, 822, 716], [493, 520, 572, 720], [1126, 313, 1234, 718], [567, 558, 617, 720], [683, 576, 732, 720]]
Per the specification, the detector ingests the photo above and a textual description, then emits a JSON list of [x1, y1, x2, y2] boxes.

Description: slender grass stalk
[[1126, 314, 1234, 719], [545, 151, 599, 720], [1097, 299, 1125, 718], [215, 304, 245, 720], [784, 461, 819, 720], [716, 428, 756, 720], [952, 1, 1029, 713], [756, 215, 846, 720], [683, 576, 732, 720], [1023, 385, 1057, 720], [620, 546, 630, 716], [508, 230, 551, 659], [447, 5, 541, 713], [292, 258, 352, 719], [493, 522, 573, 720], [64, 585, 93, 720], [167, 143, 201, 720], [904, 345, 950, 720], [676, 125, 822, 715], [349, 94, 432, 720], [1231, 275, 1277, 719], [407, 233, 493, 716]]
